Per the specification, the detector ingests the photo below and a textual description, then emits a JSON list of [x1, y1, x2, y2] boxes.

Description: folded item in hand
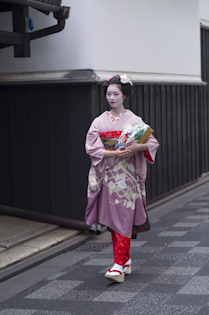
[[116, 124, 154, 149]]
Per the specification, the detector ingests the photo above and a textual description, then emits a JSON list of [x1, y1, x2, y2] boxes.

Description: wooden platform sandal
[[123, 258, 132, 275], [104, 263, 125, 283]]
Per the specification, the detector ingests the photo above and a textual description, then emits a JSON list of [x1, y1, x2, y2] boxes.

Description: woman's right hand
[[103, 147, 131, 159], [115, 147, 132, 159]]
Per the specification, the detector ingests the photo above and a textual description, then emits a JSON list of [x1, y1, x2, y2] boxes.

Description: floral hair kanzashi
[[108, 74, 133, 86], [119, 74, 133, 86]]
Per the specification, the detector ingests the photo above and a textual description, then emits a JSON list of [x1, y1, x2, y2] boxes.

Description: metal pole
[[0, 205, 89, 232]]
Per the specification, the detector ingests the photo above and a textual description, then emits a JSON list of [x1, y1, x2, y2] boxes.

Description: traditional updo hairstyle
[[104, 74, 133, 100]]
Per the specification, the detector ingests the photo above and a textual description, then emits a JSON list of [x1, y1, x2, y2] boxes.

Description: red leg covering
[[111, 230, 131, 266]]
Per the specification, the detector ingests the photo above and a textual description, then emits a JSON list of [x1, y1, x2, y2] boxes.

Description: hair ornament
[[120, 74, 133, 86]]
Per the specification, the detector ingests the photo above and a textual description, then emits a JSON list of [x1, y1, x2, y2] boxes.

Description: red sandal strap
[[108, 268, 123, 275], [123, 264, 130, 268]]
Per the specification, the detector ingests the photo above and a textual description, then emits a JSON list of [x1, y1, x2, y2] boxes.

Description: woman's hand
[[126, 143, 148, 155], [103, 143, 148, 159], [103, 146, 132, 159], [115, 147, 132, 159]]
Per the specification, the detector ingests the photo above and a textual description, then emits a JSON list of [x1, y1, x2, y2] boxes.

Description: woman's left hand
[[126, 143, 148, 154]]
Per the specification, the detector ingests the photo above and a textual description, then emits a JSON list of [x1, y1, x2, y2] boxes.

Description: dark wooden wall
[[0, 28, 208, 221], [200, 27, 209, 175], [0, 84, 92, 220], [134, 85, 201, 201]]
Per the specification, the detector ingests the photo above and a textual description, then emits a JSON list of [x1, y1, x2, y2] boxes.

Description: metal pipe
[[0, 205, 89, 232], [30, 19, 65, 40]]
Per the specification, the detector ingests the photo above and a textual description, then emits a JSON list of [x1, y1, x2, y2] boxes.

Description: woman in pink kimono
[[85, 74, 159, 283]]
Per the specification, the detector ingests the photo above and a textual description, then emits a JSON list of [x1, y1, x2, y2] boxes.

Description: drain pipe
[[30, 18, 66, 41], [1, 0, 70, 44], [0, 205, 89, 232]]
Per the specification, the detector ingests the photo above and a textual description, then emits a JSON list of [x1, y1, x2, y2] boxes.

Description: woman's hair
[[103, 75, 133, 99]]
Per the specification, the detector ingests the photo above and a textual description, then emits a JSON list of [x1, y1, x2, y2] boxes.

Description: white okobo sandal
[[123, 258, 132, 275], [104, 263, 125, 283], [96, 224, 102, 234], [88, 223, 96, 234], [88, 223, 102, 235]]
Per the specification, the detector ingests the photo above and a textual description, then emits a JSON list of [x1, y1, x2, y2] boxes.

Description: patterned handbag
[[131, 212, 151, 239]]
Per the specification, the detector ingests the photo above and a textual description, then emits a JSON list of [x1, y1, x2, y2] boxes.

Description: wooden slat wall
[[0, 79, 208, 219], [200, 27, 209, 176], [0, 84, 91, 220]]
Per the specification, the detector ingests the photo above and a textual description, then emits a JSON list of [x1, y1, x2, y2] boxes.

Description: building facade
[[0, 0, 208, 222]]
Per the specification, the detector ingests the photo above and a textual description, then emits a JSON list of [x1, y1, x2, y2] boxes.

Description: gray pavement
[[0, 175, 209, 314], [0, 215, 80, 272]]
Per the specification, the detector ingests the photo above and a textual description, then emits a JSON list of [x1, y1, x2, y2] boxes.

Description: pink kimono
[[85, 109, 159, 238]]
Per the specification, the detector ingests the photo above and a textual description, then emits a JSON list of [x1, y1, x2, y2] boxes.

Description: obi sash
[[99, 124, 153, 151], [99, 131, 122, 150]]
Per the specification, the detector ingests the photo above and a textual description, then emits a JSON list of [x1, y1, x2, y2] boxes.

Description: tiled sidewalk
[[0, 189, 209, 314]]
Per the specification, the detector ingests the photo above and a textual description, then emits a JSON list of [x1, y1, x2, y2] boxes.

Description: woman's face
[[106, 84, 125, 109]]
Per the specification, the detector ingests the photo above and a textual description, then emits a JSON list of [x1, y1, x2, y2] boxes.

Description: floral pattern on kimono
[[104, 158, 142, 210]]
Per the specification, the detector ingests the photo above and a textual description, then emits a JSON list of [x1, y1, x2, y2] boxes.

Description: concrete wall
[[200, 0, 209, 23], [0, 0, 202, 82], [92, 0, 200, 78]]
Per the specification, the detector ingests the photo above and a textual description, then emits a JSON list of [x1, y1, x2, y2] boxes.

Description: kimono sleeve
[[133, 115, 159, 164], [85, 118, 105, 166], [144, 134, 159, 164]]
